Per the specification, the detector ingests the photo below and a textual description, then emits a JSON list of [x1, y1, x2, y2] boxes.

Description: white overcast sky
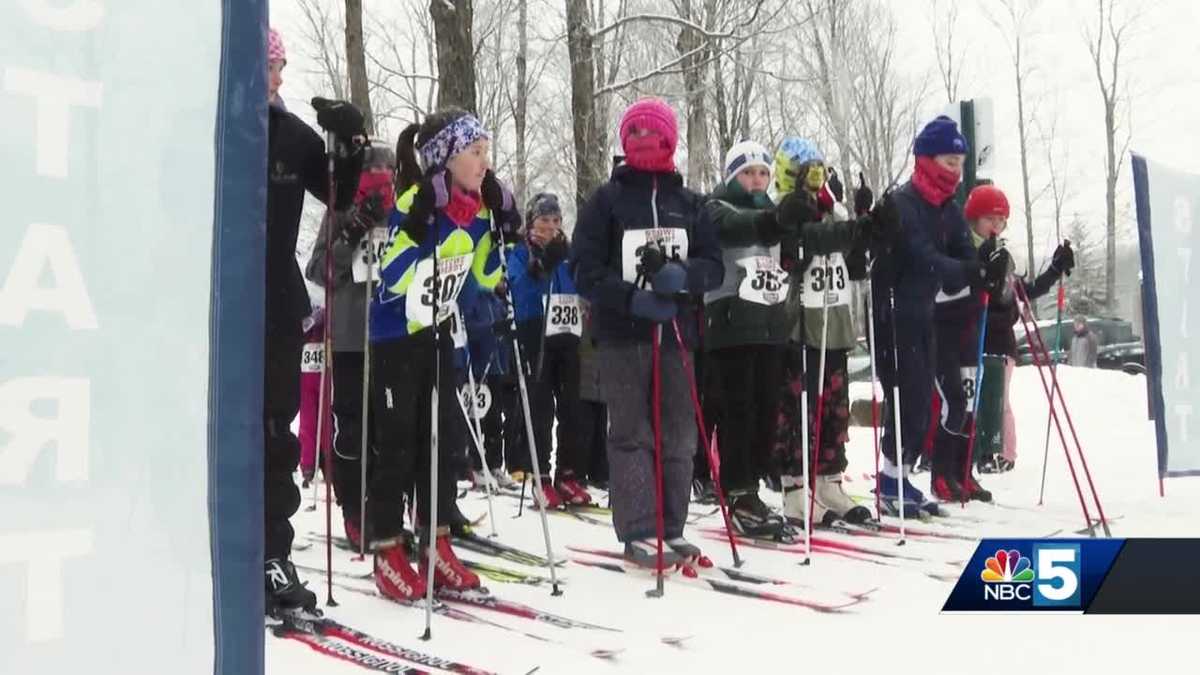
[[270, 0, 1200, 267]]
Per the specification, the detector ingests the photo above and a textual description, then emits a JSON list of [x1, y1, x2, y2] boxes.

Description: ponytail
[[395, 122, 422, 194]]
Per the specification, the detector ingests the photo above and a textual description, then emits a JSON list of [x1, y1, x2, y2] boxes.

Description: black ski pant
[[707, 344, 784, 494], [597, 339, 696, 543], [264, 319, 303, 562], [467, 370, 507, 473], [578, 400, 610, 483], [505, 323, 585, 478], [332, 350, 372, 523], [369, 327, 461, 541], [932, 317, 978, 479], [878, 311, 936, 469]]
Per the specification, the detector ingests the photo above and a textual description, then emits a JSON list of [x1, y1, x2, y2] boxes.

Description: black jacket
[[267, 105, 359, 332], [571, 165, 723, 347]]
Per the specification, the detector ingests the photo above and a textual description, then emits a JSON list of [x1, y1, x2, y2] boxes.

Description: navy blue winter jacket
[[872, 181, 976, 320], [571, 165, 724, 347]]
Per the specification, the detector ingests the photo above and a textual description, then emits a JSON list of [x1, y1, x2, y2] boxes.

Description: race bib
[[961, 366, 977, 409], [736, 256, 789, 305], [300, 342, 325, 373], [405, 253, 474, 329], [800, 253, 851, 308], [545, 294, 583, 337], [460, 383, 492, 420], [621, 228, 689, 286], [351, 226, 389, 283]]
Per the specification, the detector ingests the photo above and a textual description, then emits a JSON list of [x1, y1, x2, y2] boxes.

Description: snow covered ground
[[271, 366, 1200, 674]]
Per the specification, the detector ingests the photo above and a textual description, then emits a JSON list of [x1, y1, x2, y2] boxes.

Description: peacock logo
[[981, 549, 1035, 583]]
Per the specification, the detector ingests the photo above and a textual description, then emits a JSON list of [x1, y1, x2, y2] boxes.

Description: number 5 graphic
[[1033, 544, 1081, 607]]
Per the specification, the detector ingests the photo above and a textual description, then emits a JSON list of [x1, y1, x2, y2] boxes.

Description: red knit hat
[[619, 98, 679, 154], [964, 184, 1009, 220]]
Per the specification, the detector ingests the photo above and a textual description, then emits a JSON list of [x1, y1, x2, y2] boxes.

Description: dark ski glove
[[312, 97, 366, 142], [629, 289, 678, 323], [854, 172, 874, 217], [404, 170, 452, 245], [651, 261, 687, 296], [1050, 240, 1075, 277]]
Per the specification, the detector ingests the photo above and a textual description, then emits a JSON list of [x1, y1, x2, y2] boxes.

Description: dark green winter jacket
[[703, 180, 790, 352]]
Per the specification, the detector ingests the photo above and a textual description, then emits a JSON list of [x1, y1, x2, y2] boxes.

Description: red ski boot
[[421, 530, 481, 590], [554, 475, 593, 506], [374, 540, 426, 601], [533, 478, 564, 510], [344, 516, 363, 552], [931, 474, 967, 502]]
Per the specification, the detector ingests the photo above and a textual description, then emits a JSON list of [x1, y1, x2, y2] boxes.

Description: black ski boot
[[692, 478, 718, 505], [730, 492, 787, 539], [265, 558, 318, 617]]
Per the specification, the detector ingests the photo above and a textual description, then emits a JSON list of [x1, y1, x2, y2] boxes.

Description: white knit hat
[[723, 140, 774, 184]]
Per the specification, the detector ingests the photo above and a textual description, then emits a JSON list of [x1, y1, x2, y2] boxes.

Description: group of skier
[[260, 27, 1077, 615]]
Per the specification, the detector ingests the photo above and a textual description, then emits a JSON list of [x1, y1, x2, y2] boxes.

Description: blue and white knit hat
[[418, 113, 490, 172], [723, 140, 773, 184]]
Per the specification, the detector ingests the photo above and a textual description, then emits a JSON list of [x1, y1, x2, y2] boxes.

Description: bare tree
[[565, 0, 605, 209], [1064, 214, 1107, 317], [431, 0, 478, 113], [1084, 0, 1138, 312], [512, 0, 529, 205], [927, 0, 965, 104], [344, 0, 374, 133], [296, 0, 347, 99], [985, 0, 1042, 281]]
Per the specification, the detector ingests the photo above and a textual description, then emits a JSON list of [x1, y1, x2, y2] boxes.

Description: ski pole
[[1017, 280, 1110, 536], [356, 225, 377, 560], [489, 214, 562, 595], [421, 206, 442, 641], [647, 324, 667, 598], [1014, 282, 1094, 536], [798, 345, 812, 564], [461, 355, 498, 537], [807, 256, 832, 541], [1038, 281, 1066, 505], [318, 131, 339, 607], [887, 287, 906, 546], [670, 318, 741, 567], [961, 290, 991, 507], [865, 254, 883, 521]]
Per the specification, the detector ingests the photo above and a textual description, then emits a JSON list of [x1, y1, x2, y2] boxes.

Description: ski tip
[[681, 564, 698, 578]]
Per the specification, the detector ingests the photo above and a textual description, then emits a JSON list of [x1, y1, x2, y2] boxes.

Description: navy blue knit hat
[[914, 115, 968, 157], [525, 192, 562, 224]]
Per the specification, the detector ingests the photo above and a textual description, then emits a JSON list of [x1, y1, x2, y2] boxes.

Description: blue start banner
[[943, 538, 1200, 613], [1133, 154, 1200, 478], [1, 1, 266, 674]]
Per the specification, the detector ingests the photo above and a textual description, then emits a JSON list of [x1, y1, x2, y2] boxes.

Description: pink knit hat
[[268, 28, 287, 64], [619, 98, 678, 154]]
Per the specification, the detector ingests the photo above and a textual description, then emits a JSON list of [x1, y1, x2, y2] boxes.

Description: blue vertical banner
[[0, 2, 265, 674], [1133, 154, 1200, 477]]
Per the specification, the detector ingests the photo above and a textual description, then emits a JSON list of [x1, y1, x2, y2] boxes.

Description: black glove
[[866, 193, 901, 246], [754, 209, 784, 243], [359, 191, 389, 224], [338, 208, 371, 245], [978, 236, 1010, 294], [1050, 240, 1075, 277], [636, 243, 667, 282], [854, 172, 874, 217], [540, 232, 569, 270], [776, 189, 820, 231], [827, 167, 844, 203], [404, 170, 452, 245], [311, 97, 366, 142], [481, 170, 515, 213]]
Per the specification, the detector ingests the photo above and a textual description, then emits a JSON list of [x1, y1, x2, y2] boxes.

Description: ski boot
[[265, 558, 318, 616], [931, 473, 967, 502], [448, 502, 474, 537], [374, 538, 426, 601], [813, 474, 873, 524], [623, 539, 683, 573], [533, 478, 564, 510], [300, 470, 314, 489], [781, 475, 808, 526], [490, 468, 520, 491], [692, 478, 718, 505], [555, 473, 594, 506], [344, 514, 365, 551], [877, 470, 940, 517], [421, 529, 481, 590], [470, 469, 497, 492], [962, 475, 994, 502], [666, 536, 712, 574], [730, 492, 788, 540]]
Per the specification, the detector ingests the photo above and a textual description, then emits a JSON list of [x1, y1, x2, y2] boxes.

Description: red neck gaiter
[[355, 172, 395, 207], [911, 155, 961, 206], [444, 186, 483, 227], [623, 135, 676, 173]]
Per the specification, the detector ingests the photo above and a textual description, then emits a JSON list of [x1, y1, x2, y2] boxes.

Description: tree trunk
[[1015, 40, 1036, 299], [430, 0, 477, 114], [343, 0, 373, 135], [1104, 99, 1117, 312], [676, 0, 714, 190], [565, 0, 602, 210], [514, 0, 528, 207]]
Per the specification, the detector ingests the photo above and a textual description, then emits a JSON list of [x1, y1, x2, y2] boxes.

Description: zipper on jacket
[[651, 176, 660, 229]]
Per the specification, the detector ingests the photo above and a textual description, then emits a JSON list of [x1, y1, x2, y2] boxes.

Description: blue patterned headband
[[418, 114, 490, 172]]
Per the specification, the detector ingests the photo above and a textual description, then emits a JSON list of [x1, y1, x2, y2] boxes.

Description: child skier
[[870, 116, 1009, 516], [771, 137, 898, 527], [263, 27, 365, 614], [506, 193, 593, 506], [961, 185, 1074, 474], [368, 108, 517, 600], [305, 144, 396, 547], [572, 98, 724, 568]]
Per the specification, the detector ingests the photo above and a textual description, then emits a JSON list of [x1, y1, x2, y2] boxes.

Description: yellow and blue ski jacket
[[370, 185, 504, 342]]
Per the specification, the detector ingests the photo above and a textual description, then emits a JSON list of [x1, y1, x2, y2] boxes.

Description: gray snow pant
[[596, 340, 696, 543]]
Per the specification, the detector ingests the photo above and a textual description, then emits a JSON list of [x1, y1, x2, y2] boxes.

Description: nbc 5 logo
[[1032, 543, 1081, 607]]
